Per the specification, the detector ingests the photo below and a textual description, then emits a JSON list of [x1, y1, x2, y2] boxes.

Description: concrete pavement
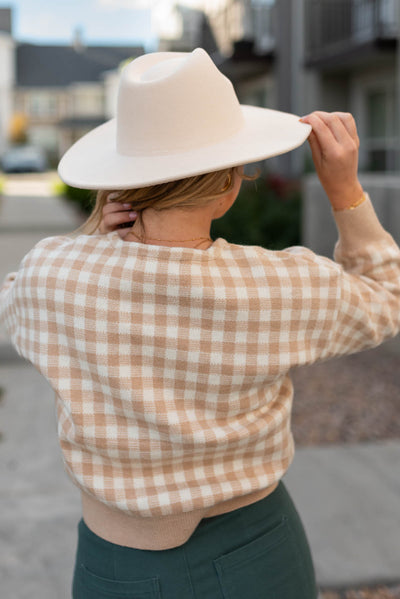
[[1, 175, 399, 597], [284, 443, 400, 587], [0, 361, 81, 599]]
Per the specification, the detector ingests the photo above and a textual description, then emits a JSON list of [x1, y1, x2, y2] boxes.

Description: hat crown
[[116, 48, 245, 157]]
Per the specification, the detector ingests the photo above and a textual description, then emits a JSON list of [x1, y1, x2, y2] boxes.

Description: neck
[[128, 207, 213, 248]]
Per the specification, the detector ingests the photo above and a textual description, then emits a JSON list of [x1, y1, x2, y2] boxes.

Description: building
[[14, 36, 143, 164], [0, 7, 144, 164], [303, 0, 400, 172], [0, 8, 15, 155], [155, 0, 274, 57], [156, 0, 400, 175], [156, 1, 277, 149], [301, 0, 400, 264]]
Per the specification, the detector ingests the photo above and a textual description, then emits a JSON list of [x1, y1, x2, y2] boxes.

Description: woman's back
[[2, 197, 399, 551]]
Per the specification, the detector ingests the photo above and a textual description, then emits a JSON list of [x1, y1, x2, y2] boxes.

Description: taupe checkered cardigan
[[1, 195, 400, 544]]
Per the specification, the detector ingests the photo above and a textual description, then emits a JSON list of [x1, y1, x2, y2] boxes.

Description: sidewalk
[[1, 180, 399, 596], [284, 442, 400, 587]]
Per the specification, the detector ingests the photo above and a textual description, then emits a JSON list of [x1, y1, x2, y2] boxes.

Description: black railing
[[305, 0, 399, 59]]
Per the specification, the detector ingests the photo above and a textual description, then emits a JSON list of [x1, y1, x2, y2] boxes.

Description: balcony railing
[[251, 1, 275, 53], [305, 0, 399, 61]]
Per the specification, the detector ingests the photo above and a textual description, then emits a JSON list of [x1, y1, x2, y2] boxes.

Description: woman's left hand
[[99, 196, 137, 239]]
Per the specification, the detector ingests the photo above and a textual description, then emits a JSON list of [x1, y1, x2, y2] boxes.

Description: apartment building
[[0, 7, 143, 164], [14, 38, 143, 163], [304, 0, 400, 172], [0, 8, 15, 155], [157, 0, 400, 174]]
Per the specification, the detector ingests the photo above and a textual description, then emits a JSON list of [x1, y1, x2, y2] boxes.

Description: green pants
[[72, 481, 318, 598]]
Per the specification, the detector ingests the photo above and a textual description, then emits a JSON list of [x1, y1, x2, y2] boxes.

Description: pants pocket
[[73, 563, 162, 599], [213, 516, 314, 599]]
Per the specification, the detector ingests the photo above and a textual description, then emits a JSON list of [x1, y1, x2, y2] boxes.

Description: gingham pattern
[[1, 197, 400, 518]]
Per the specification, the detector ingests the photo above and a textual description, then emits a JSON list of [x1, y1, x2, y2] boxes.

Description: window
[[70, 88, 104, 117], [367, 91, 386, 138], [365, 87, 398, 171], [29, 93, 58, 117]]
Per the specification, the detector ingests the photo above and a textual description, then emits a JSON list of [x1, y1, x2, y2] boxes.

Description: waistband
[[81, 481, 280, 551]]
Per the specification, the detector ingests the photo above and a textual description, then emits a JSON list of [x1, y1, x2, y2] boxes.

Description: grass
[[51, 177, 67, 197]]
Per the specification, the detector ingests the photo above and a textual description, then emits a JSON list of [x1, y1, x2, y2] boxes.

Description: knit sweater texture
[[1, 195, 400, 549]]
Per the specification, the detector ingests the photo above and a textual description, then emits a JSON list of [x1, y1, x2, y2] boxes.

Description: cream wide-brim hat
[[58, 48, 311, 190]]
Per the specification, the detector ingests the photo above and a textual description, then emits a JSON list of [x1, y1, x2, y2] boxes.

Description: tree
[[8, 113, 29, 145]]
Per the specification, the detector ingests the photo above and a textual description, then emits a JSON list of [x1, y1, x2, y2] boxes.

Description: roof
[[58, 116, 107, 129], [16, 43, 144, 87]]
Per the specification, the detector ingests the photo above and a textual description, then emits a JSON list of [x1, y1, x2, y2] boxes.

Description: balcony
[[305, 0, 399, 68]]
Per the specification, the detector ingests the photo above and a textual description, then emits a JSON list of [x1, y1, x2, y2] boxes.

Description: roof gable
[[17, 43, 144, 87]]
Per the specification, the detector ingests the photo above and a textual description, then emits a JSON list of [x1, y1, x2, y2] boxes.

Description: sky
[[0, 0, 159, 50]]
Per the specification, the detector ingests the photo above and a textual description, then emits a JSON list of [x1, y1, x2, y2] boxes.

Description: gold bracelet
[[334, 193, 366, 212]]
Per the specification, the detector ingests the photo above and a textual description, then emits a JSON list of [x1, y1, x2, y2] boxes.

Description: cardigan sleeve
[[0, 237, 58, 354], [0, 271, 17, 294], [275, 194, 400, 367], [0, 271, 20, 353], [326, 194, 400, 356]]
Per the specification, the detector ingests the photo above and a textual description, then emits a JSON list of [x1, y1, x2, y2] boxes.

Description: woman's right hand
[[99, 195, 137, 239], [300, 111, 364, 210]]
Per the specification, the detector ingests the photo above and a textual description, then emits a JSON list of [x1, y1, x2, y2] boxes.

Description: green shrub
[[63, 184, 96, 215], [211, 174, 301, 249]]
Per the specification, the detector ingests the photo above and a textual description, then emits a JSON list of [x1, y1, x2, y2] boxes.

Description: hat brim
[[58, 106, 311, 190]]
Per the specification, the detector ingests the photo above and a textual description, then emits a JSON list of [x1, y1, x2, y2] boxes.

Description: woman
[[1, 49, 400, 599]]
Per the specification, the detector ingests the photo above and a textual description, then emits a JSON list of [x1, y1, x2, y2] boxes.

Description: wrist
[[327, 182, 364, 211]]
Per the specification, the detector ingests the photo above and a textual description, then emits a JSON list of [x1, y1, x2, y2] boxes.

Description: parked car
[[1, 145, 48, 173]]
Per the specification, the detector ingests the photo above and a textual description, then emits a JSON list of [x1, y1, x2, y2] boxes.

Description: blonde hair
[[70, 165, 259, 237]]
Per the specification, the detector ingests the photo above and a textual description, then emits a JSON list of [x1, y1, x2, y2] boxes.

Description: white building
[[0, 8, 143, 166], [0, 9, 15, 155]]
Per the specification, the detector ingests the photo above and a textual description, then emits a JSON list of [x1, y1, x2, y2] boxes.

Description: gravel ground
[[321, 583, 400, 599], [291, 342, 400, 447]]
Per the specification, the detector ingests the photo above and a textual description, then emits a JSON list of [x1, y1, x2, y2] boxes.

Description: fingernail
[[123, 203, 132, 208], [129, 211, 137, 218], [108, 192, 119, 200]]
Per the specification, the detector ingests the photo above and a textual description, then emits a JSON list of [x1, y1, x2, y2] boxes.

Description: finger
[[103, 201, 134, 215], [307, 130, 322, 162], [104, 211, 137, 228], [301, 113, 336, 151], [332, 112, 360, 146], [313, 111, 351, 144]]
